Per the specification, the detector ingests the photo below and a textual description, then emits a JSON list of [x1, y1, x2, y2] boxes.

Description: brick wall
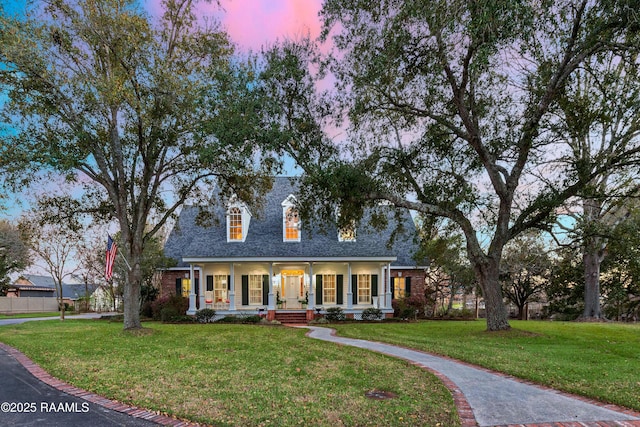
[[388, 269, 427, 299], [159, 269, 200, 298]]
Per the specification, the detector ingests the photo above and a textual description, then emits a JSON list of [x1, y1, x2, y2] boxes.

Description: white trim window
[[338, 220, 356, 242], [323, 274, 336, 304], [214, 275, 228, 302], [284, 207, 300, 242], [357, 274, 371, 304], [249, 274, 263, 305], [228, 207, 243, 241], [282, 195, 301, 242]]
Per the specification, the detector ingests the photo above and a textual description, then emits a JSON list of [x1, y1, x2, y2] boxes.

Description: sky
[[1, 0, 326, 213], [1, 0, 327, 275]]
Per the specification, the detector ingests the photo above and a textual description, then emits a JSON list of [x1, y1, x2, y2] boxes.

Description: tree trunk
[[473, 258, 510, 331], [582, 250, 603, 319], [123, 263, 143, 330]]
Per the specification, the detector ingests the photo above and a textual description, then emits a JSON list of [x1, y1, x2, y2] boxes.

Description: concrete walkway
[[304, 326, 640, 427]]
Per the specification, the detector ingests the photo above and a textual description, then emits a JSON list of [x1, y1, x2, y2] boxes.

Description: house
[[161, 177, 427, 321], [6, 276, 56, 298], [8, 275, 98, 309]]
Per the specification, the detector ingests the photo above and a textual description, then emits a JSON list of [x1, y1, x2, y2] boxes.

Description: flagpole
[[119, 251, 133, 272]]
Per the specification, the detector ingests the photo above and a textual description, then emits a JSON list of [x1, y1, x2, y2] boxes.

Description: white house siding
[[189, 261, 388, 316]]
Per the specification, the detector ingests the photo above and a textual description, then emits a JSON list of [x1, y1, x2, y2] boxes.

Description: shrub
[[216, 316, 241, 323], [361, 307, 383, 321], [241, 315, 262, 324], [160, 306, 179, 322], [150, 295, 189, 320], [325, 307, 346, 322], [140, 302, 153, 318], [393, 294, 429, 319], [195, 308, 217, 323]]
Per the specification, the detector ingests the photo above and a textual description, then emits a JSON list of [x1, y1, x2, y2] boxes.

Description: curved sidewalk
[[303, 326, 640, 427]]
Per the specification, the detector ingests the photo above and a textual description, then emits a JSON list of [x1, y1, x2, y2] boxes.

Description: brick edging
[[305, 327, 640, 427], [0, 342, 201, 427]]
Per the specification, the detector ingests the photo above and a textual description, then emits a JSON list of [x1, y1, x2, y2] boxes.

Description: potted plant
[[299, 291, 309, 309], [276, 291, 285, 308]]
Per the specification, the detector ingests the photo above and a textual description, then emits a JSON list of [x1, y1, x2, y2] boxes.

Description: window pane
[[358, 274, 371, 304], [249, 275, 262, 305], [229, 207, 242, 240], [285, 207, 299, 240], [394, 277, 405, 299], [323, 274, 336, 304], [214, 275, 227, 302]]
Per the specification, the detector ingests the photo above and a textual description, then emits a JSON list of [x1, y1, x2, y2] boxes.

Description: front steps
[[274, 311, 308, 324]]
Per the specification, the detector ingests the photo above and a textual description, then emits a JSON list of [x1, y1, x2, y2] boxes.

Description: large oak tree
[[0, 0, 277, 329], [306, 0, 640, 330]]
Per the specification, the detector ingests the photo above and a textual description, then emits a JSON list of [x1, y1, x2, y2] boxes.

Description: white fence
[[0, 297, 59, 314]]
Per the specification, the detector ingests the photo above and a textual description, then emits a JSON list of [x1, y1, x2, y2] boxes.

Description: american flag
[[105, 235, 118, 281]]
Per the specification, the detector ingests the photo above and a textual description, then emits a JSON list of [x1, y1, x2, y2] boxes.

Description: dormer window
[[229, 207, 243, 241], [282, 194, 301, 242], [338, 221, 356, 242], [227, 197, 251, 242], [285, 207, 300, 241]]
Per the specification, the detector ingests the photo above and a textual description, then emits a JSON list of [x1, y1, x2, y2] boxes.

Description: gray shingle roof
[[164, 177, 423, 267], [16, 275, 98, 299]]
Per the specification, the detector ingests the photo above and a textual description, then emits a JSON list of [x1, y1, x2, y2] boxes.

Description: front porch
[[203, 306, 395, 323], [182, 259, 397, 317]]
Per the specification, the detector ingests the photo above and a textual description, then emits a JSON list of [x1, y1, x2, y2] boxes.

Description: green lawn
[[0, 321, 459, 427], [331, 320, 640, 411], [0, 311, 61, 319]]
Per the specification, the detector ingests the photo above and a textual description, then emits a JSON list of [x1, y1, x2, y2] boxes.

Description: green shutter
[[371, 275, 378, 299], [175, 278, 182, 295], [206, 275, 213, 292], [405, 277, 412, 297], [352, 275, 357, 305], [315, 275, 323, 305], [336, 275, 344, 305], [262, 275, 269, 305], [241, 275, 249, 306]]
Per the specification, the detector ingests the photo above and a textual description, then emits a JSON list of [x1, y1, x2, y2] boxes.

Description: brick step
[[274, 312, 308, 324]]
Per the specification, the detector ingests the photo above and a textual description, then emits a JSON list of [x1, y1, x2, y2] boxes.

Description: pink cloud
[[145, 0, 324, 52]]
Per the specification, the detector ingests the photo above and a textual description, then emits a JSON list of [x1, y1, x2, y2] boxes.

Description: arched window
[[284, 207, 300, 241], [229, 207, 243, 241]]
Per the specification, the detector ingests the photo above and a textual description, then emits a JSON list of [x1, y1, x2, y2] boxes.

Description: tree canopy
[[0, 0, 278, 329], [0, 220, 30, 295], [279, 0, 640, 330]]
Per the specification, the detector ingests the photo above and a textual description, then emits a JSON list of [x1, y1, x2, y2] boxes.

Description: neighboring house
[[162, 177, 427, 321], [7, 275, 98, 309], [6, 276, 56, 298], [91, 285, 122, 312]]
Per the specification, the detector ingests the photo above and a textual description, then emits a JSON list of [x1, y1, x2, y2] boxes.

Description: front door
[[284, 275, 301, 308]]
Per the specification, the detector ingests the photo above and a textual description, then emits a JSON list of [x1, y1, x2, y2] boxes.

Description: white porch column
[[347, 263, 353, 309], [308, 262, 315, 310], [229, 262, 236, 311], [385, 263, 392, 308], [268, 263, 275, 310], [197, 267, 205, 310], [377, 264, 384, 308], [187, 264, 197, 315]]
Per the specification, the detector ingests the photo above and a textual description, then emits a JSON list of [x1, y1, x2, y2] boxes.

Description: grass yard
[[0, 321, 459, 427], [331, 320, 640, 411], [0, 311, 60, 319]]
